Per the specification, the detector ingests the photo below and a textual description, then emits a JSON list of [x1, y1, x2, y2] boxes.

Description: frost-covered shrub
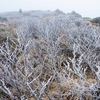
[[0, 13, 100, 100]]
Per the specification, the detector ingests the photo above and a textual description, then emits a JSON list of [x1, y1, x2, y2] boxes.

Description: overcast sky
[[0, 0, 100, 18]]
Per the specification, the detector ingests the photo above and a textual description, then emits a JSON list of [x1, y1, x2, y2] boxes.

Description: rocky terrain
[[0, 10, 100, 100]]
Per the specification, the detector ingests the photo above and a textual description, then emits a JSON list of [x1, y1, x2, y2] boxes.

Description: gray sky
[[0, 0, 100, 18]]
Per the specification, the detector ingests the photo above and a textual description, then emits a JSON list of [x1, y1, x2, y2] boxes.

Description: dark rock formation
[[91, 17, 100, 25], [19, 9, 22, 13], [54, 9, 65, 14]]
